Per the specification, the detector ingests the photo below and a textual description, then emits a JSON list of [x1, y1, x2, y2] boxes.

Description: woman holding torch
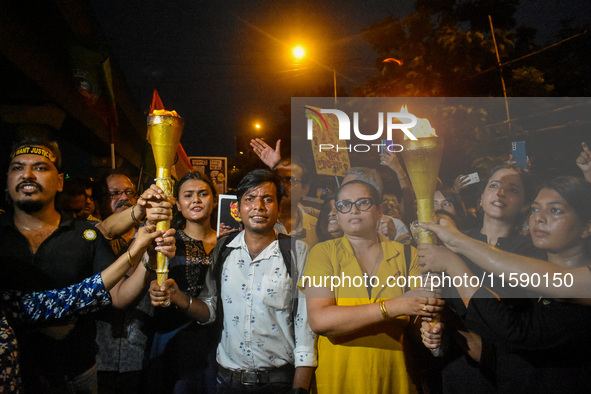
[[418, 164, 543, 393], [303, 180, 443, 394], [146, 171, 218, 393], [419, 175, 591, 392]]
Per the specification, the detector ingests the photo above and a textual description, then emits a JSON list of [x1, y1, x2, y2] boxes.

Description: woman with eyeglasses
[[303, 180, 443, 394]]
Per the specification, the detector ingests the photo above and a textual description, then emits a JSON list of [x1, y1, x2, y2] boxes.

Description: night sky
[[89, 0, 591, 159]]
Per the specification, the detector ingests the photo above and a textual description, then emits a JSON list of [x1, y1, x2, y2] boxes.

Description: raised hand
[[380, 150, 407, 178], [378, 217, 397, 240], [250, 138, 281, 168], [453, 174, 471, 191]]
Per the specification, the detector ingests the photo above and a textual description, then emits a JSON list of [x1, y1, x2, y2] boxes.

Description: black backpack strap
[[212, 231, 240, 341], [277, 233, 293, 278], [212, 232, 240, 284], [277, 233, 298, 323]]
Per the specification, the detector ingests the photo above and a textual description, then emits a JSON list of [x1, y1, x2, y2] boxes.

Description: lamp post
[[289, 44, 369, 104], [291, 44, 339, 104]]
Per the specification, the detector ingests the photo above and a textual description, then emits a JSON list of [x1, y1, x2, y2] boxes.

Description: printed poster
[[305, 105, 351, 177], [216, 194, 242, 238], [189, 156, 228, 195]]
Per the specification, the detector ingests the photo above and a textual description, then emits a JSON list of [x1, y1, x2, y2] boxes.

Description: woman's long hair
[[171, 171, 218, 230]]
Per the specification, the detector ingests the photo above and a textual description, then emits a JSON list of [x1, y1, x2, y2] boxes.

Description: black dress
[[427, 229, 546, 394], [143, 229, 217, 393]]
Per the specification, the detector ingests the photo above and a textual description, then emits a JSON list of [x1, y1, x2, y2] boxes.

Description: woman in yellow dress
[[303, 180, 443, 394]]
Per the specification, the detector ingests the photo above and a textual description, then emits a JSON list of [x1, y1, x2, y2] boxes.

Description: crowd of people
[[1, 132, 590, 394]]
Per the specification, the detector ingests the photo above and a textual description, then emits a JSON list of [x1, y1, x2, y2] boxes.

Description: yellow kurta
[[303, 235, 421, 394]]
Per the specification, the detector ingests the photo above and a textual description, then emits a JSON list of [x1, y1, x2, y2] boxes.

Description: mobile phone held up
[[463, 172, 480, 186], [512, 141, 527, 168], [381, 139, 394, 154]]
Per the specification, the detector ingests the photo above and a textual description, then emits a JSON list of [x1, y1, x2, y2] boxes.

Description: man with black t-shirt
[[0, 135, 158, 393]]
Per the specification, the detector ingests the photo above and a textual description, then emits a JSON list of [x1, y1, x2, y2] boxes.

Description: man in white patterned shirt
[[150, 169, 316, 393]]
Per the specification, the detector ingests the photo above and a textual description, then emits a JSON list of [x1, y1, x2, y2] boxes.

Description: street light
[[290, 44, 338, 104], [292, 45, 305, 60]]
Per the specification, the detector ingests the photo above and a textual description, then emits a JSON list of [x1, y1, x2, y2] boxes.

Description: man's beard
[[15, 199, 44, 214]]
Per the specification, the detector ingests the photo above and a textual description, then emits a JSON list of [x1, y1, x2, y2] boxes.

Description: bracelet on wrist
[[379, 300, 391, 321], [130, 204, 143, 226], [176, 295, 193, 311], [126, 250, 134, 268]]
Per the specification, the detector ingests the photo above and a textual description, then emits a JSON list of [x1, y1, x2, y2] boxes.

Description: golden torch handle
[[416, 198, 438, 244], [400, 136, 444, 356], [147, 113, 184, 286], [155, 173, 174, 286], [417, 197, 443, 356]]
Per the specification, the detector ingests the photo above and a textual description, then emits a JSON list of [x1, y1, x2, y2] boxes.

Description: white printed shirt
[[200, 231, 317, 370]]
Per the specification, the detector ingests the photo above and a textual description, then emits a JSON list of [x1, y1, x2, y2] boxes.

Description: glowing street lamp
[[292, 45, 305, 60], [290, 44, 338, 103]]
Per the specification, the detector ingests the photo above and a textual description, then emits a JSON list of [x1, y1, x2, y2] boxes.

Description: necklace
[[358, 241, 382, 298], [356, 239, 382, 278], [183, 226, 216, 241]]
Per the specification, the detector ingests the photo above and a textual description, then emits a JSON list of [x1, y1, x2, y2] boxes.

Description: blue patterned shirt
[[0, 273, 111, 392]]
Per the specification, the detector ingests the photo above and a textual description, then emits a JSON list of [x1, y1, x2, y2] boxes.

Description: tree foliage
[[354, 0, 554, 98], [352, 0, 590, 180]]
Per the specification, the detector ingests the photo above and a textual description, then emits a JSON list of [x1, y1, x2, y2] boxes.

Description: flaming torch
[[399, 106, 444, 356], [148, 109, 184, 285], [399, 107, 443, 244]]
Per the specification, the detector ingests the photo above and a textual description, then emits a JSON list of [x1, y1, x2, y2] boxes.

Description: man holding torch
[[0, 134, 176, 393], [150, 169, 316, 393]]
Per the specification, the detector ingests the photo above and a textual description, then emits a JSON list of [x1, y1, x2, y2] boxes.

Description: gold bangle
[[177, 295, 193, 311], [126, 250, 133, 267], [130, 205, 142, 225], [379, 300, 391, 321]]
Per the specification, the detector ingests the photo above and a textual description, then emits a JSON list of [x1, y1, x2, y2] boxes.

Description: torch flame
[[399, 105, 438, 139], [150, 109, 181, 117]]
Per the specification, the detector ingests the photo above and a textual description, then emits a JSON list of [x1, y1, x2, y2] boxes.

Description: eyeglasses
[[108, 189, 137, 199], [280, 176, 301, 185], [334, 198, 375, 214]]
